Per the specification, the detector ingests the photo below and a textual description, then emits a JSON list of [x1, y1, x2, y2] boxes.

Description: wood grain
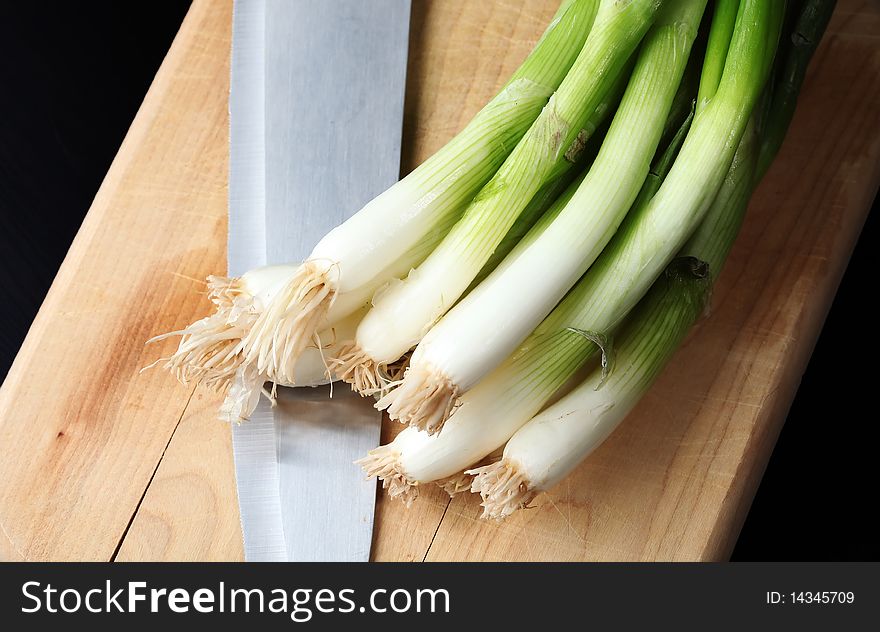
[[1, 0, 878, 561]]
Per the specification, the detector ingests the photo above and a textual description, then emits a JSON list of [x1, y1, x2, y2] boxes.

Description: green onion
[[377, 0, 707, 435], [335, 0, 663, 400]]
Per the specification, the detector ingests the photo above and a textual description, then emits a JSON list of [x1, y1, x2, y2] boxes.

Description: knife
[[229, 0, 411, 561]]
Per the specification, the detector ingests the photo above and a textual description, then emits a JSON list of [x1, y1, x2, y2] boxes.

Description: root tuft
[[330, 342, 388, 396], [376, 364, 461, 435], [467, 459, 535, 521], [435, 471, 473, 498], [147, 276, 257, 392], [242, 261, 336, 385], [356, 446, 418, 507]]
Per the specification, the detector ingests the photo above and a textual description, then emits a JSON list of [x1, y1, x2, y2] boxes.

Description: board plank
[[0, 1, 231, 561], [1, 0, 878, 562]]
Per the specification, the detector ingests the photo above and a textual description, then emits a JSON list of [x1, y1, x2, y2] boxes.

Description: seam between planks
[[422, 497, 452, 562], [110, 386, 197, 561]]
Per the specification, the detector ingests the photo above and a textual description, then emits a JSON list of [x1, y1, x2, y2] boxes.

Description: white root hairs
[[375, 364, 461, 436], [242, 261, 336, 385], [435, 472, 473, 498], [355, 446, 418, 507], [147, 275, 256, 392], [330, 342, 387, 396], [436, 449, 503, 498], [467, 459, 535, 521], [330, 345, 411, 398]]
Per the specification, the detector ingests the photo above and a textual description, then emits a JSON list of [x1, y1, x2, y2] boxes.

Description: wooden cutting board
[[0, 0, 877, 562]]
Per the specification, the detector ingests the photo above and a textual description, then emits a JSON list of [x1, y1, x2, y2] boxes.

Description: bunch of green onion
[[153, 0, 834, 513]]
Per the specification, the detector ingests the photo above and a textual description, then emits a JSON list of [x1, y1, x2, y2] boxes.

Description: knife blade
[[230, 0, 411, 561], [266, 0, 411, 562], [229, 0, 287, 562]]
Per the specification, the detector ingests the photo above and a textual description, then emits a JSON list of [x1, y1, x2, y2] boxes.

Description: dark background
[[0, 3, 876, 561]]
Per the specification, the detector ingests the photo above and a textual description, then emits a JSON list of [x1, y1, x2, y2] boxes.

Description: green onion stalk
[[466, 63, 633, 294]]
